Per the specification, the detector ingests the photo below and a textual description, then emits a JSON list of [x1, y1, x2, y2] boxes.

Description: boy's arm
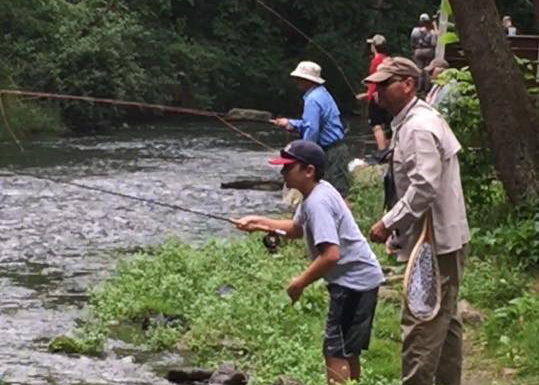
[[287, 242, 339, 302], [232, 215, 303, 239]]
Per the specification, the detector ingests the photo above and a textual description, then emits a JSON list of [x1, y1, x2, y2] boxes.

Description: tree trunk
[[449, 0, 539, 203]]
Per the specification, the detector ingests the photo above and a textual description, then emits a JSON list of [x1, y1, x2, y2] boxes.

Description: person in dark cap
[[364, 57, 470, 385], [233, 139, 384, 385], [270, 61, 351, 198]]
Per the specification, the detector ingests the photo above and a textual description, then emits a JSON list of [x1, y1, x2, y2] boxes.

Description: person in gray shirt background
[[233, 139, 384, 385]]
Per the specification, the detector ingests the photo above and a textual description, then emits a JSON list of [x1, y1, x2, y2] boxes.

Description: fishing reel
[[262, 229, 286, 253], [262, 232, 281, 253]]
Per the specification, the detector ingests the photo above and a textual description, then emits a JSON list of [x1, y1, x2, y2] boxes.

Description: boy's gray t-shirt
[[293, 181, 384, 291]]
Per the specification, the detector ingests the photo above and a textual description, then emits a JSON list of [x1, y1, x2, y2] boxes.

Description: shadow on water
[[0, 116, 371, 384]]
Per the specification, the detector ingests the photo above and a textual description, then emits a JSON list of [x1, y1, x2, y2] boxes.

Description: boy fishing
[[233, 139, 384, 384]]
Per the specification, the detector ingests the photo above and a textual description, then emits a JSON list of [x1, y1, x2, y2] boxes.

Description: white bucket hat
[[290, 61, 325, 84], [419, 13, 430, 22]]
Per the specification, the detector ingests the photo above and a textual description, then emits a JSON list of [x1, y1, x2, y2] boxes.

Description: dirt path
[[462, 327, 512, 385]]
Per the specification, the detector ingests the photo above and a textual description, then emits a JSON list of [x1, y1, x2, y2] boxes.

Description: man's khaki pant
[[401, 246, 467, 385]]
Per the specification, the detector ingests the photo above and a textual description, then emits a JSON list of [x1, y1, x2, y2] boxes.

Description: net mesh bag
[[405, 242, 440, 320]]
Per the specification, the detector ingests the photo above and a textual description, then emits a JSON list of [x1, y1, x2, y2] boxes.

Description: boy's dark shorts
[[323, 284, 379, 358], [368, 100, 391, 127]]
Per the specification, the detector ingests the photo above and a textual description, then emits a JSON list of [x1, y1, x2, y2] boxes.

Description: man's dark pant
[[324, 142, 350, 198], [401, 246, 467, 385]]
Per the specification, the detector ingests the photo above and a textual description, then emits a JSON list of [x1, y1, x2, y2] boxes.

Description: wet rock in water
[[142, 313, 187, 331], [218, 284, 235, 298], [221, 180, 282, 191], [167, 368, 214, 384], [209, 362, 247, 385], [272, 376, 305, 385], [48, 336, 81, 354], [225, 108, 273, 121], [167, 363, 247, 385]]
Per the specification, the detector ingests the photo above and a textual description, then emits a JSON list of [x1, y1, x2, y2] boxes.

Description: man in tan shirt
[[364, 57, 470, 385]]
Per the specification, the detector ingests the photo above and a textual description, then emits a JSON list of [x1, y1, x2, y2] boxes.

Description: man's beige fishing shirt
[[382, 97, 470, 261]]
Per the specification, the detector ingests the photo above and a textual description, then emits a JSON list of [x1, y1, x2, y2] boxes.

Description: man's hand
[[369, 220, 391, 243], [286, 276, 306, 304], [270, 118, 293, 131]]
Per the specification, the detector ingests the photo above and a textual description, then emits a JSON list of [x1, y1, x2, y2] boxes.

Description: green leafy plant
[[484, 293, 539, 375], [461, 255, 529, 309]]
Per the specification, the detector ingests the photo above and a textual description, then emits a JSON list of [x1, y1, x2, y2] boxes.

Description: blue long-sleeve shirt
[[288, 85, 345, 147]]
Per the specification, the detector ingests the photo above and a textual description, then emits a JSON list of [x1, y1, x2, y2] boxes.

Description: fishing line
[[255, 0, 357, 98], [5, 169, 288, 240], [6, 169, 235, 224]]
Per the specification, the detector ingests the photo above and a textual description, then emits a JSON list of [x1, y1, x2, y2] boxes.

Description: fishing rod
[[255, 0, 357, 98], [0, 89, 276, 152]]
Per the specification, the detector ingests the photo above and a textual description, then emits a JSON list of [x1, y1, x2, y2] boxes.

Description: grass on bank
[[0, 97, 65, 141], [66, 173, 539, 384]]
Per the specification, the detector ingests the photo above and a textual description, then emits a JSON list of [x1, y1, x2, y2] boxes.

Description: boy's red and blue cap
[[268, 139, 326, 172]]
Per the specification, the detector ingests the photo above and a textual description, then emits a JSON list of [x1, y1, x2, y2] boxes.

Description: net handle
[[403, 215, 429, 294]]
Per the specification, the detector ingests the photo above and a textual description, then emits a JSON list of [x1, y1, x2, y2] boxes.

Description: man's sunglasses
[[378, 76, 405, 87]]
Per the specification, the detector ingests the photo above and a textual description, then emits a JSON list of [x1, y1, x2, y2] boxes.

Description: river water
[[0, 119, 367, 384]]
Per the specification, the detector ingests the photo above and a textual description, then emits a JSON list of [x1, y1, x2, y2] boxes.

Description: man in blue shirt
[[271, 61, 351, 198]]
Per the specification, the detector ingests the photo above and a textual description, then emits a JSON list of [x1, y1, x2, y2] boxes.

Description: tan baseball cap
[[366, 34, 386, 46], [425, 58, 449, 73], [363, 56, 421, 83]]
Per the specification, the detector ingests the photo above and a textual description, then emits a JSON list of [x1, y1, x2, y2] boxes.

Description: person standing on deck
[[271, 61, 351, 199]]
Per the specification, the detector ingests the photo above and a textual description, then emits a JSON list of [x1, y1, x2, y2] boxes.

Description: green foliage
[[441, 0, 452, 16], [348, 168, 385, 235], [461, 255, 529, 309], [472, 204, 539, 266], [437, 68, 500, 215], [0, 97, 65, 139], [484, 293, 539, 375], [438, 67, 539, 268], [439, 32, 459, 45], [0, 60, 64, 139]]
